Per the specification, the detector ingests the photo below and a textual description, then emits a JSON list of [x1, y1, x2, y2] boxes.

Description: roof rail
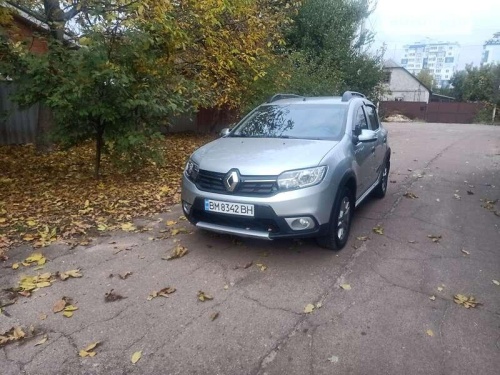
[[341, 91, 366, 102], [267, 94, 304, 103]]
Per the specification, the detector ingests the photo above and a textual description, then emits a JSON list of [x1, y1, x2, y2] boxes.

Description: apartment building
[[482, 32, 500, 65], [400, 41, 460, 88]]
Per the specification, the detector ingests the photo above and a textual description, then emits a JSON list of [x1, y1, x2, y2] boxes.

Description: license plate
[[204, 199, 254, 217]]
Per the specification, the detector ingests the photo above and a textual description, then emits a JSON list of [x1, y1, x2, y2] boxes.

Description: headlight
[[184, 159, 199, 181], [277, 166, 327, 190]]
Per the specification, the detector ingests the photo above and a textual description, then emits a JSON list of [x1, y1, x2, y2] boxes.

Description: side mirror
[[358, 129, 378, 143], [220, 128, 231, 137]]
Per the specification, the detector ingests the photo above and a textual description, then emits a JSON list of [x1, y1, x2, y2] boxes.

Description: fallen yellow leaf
[[59, 269, 83, 280], [83, 342, 99, 352], [256, 263, 267, 271], [36, 281, 52, 288], [304, 303, 315, 314], [12, 263, 19, 270], [121, 223, 136, 232], [131, 351, 142, 364], [34, 335, 48, 346], [403, 192, 418, 199], [147, 287, 176, 300], [453, 294, 480, 308], [62, 311, 74, 318], [0, 327, 25, 345], [340, 284, 351, 290], [171, 228, 188, 236], [79, 342, 100, 357], [166, 220, 177, 226], [64, 305, 78, 312], [197, 291, 213, 302], [372, 225, 384, 235], [163, 244, 188, 260], [97, 223, 108, 231], [492, 280, 500, 286], [25, 253, 46, 265], [426, 329, 434, 337]]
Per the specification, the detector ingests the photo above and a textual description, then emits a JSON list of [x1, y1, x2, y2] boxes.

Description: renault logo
[[223, 170, 239, 192]]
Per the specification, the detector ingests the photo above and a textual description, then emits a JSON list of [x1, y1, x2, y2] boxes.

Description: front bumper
[[181, 175, 335, 240]]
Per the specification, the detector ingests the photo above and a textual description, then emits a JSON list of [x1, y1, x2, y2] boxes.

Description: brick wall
[[7, 15, 48, 54]]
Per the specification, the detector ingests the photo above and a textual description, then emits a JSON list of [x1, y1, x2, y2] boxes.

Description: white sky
[[368, 0, 500, 69]]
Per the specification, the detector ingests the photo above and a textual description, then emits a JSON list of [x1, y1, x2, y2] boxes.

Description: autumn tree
[[1, 0, 291, 177]]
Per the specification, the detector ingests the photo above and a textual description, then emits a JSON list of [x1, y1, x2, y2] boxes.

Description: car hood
[[191, 137, 338, 175]]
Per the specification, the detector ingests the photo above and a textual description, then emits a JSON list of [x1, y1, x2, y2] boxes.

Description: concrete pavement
[[1, 122, 499, 375]]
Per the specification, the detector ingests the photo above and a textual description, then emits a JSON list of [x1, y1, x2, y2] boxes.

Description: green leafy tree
[[450, 64, 500, 123], [451, 64, 500, 104], [282, 0, 385, 100], [416, 69, 434, 90]]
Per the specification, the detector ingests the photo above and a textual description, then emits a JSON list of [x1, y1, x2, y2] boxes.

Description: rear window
[[231, 104, 347, 140]]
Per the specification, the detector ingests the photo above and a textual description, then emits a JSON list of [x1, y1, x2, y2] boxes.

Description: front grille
[[196, 170, 226, 193], [195, 170, 278, 196]]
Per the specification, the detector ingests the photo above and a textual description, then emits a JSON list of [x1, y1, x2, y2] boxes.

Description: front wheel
[[316, 186, 354, 251], [373, 159, 390, 199]]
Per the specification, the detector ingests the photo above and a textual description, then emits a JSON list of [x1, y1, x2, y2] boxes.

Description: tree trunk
[[36, 103, 53, 153], [95, 128, 104, 179]]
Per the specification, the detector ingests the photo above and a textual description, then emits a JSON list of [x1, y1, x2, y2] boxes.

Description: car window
[[355, 107, 368, 130], [365, 106, 380, 131], [231, 104, 347, 140]]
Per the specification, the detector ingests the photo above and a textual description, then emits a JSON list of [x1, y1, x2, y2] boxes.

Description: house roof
[[383, 60, 432, 94], [4, 1, 73, 41], [383, 59, 401, 69]]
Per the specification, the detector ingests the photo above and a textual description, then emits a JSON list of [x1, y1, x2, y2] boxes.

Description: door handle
[[371, 147, 376, 153], [383, 137, 387, 143]]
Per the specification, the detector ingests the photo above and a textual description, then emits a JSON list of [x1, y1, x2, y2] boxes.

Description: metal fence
[[379, 101, 485, 124], [0, 83, 38, 145]]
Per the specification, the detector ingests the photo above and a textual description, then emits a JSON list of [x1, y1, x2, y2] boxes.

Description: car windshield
[[230, 104, 347, 140]]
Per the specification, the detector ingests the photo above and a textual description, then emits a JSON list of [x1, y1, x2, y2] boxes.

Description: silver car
[[181, 91, 390, 250]]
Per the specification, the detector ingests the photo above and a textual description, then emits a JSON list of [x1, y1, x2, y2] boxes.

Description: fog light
[[285, 217, 315, 231], [182, 201, 192, 215]]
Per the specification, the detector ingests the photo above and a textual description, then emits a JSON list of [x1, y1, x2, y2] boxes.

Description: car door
[[364, 105, 387, 180], [352, 105, 374, 198]]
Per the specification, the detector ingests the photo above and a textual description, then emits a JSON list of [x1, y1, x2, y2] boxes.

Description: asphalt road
[[1, 122, 499, 375]]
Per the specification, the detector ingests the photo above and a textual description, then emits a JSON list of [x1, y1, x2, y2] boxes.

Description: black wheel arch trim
[[385, 147, 392, 162], [338, 169, 357, 197]]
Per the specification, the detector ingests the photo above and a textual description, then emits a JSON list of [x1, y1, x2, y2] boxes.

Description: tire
[[373, 158, 390, 199], [316, 186, 354, 251]]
